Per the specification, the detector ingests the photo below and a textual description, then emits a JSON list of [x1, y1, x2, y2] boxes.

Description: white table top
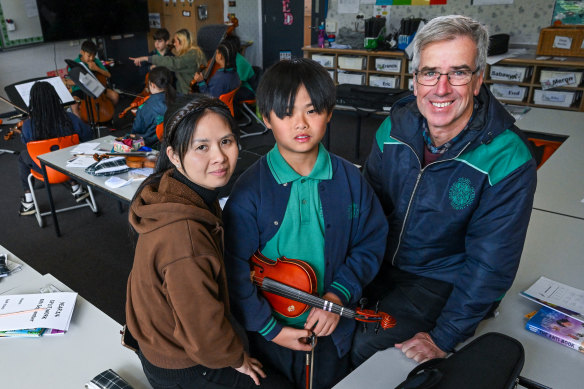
[[0, 273, 150, 389], [516, 107, 584, 220], [334, 210, 584, 388], [37, 135, 146, 203], [0, 245, 44, 295]]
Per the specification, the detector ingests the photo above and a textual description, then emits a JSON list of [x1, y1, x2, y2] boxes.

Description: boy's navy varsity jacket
[[364, 85, 537, 352], [223, 152, 388, 358]]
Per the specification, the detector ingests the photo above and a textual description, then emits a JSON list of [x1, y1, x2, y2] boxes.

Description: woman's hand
[[130, 56, 148, 67], [193, 72, 204, 83], [304, 292, 341, 337], [234, 353, 266, 386], [272, 327, 313, 352]]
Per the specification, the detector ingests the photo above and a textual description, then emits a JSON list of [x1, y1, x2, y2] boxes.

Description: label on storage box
[[490, 84, 526, 101], [490, 66, 526, 81], [541, 73, 577, 90]]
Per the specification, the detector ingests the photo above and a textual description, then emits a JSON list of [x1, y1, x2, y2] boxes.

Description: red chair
[[156, 122, 164, 142], [26, 134, 98, 230], [219, 87, 239, 117]]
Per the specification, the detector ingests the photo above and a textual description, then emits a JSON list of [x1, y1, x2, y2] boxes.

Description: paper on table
[[67, 155, 96, 168], [521, 276, 584, 323], [70, 143, 100, 154], [0, 292, 77, 331]]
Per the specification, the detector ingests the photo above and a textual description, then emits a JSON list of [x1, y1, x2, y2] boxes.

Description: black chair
[[237, 66, 269, 138]]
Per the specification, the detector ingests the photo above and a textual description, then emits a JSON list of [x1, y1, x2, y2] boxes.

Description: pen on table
[[67, 156, 78, 163], [0, 308, 45, 318]]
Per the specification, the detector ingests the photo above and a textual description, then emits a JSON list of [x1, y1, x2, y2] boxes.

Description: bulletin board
[[0, 0, 43, 48]]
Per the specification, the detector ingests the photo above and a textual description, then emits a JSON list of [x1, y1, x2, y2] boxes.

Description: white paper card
[[541, 73, 577, 90], [552, 36, 572, 50], [70, 143, 100, 154], [0, 292, 77, 331], [522, 276, 584, 321]]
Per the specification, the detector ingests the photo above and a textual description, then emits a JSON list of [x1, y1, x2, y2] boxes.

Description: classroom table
[[0, 245, 44, 295], [334, 210, 584, 388], [0, 272, 150, 388], [516, 108, 584, 220], [36, 135, 148, 235]]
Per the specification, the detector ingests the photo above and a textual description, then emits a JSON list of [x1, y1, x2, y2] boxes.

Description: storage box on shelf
[[303, 46, 408, 90]]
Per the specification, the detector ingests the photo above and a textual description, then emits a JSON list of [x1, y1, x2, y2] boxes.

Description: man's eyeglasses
[[414, 68, 480, 86]]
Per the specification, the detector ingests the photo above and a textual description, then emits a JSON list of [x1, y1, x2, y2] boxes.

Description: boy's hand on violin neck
[[235, 353, 266, 386], [272, 327, 313, 352], [305, 292, 341, 337]]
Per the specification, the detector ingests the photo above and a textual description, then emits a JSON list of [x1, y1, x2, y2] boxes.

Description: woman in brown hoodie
[[125, 96, 288, 388]]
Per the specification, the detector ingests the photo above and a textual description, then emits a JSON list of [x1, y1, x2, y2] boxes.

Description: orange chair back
[[156, 122, 164, 141], [219, 87, 239, 117], [27, 134, 80, 184]]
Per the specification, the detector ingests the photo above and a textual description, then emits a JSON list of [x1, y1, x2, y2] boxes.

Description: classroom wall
[[327, 0, 556, 46], [224, 0, 263, 67], [0, 41, 81, 115]]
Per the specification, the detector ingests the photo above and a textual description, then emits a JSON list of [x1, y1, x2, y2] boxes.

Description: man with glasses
[[351, 15, 536, 366]]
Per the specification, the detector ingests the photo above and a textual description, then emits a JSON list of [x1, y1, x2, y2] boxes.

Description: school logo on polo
[[449, 177, 475, 210], [347, 203, 359, 219]]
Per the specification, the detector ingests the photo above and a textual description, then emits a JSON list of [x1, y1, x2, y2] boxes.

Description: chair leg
[[239, 104, 269, 139], [86, 186, 99, 213], [28, 174, 44, 228]]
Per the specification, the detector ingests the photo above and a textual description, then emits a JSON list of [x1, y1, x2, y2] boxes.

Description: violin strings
[[253, 276, 357, 319]]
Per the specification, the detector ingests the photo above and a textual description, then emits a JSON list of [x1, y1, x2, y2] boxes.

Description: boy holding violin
[[222, 58, 388, 389], [66, 40, 119, 119]]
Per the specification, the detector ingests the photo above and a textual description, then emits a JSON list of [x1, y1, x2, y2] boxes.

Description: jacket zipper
[[390, 140, 472, 266]]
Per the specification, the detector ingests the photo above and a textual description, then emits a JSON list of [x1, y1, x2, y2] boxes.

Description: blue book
[[525, 306, 584, 354], [0, 327, 46, 337]]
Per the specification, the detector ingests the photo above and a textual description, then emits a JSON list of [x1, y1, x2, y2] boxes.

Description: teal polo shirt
[[261, 143, 332, 328]]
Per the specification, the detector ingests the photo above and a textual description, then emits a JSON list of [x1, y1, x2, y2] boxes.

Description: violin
[[3, 120, 23, 141], [250, 251, 396, 331], [91, 152, 157, 169], [79, 72, 115, 124], [118, 95, 150, 119]]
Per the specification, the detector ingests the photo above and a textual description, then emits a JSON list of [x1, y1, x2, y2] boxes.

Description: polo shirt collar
[[267, 143, 332, 184]]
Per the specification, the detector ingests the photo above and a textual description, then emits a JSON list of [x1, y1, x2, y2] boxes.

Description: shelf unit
[[303, 46, 584, 112], [483, 55, 584, 112], [303, 46, 408, 90]]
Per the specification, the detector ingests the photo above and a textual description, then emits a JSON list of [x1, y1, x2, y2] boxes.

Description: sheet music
[[14, 76, 74, 107]]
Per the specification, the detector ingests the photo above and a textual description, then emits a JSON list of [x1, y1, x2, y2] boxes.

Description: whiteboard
[[0, 0, 43, 48]]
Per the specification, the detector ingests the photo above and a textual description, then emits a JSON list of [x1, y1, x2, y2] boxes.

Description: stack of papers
[[0, 292, 77, 338]]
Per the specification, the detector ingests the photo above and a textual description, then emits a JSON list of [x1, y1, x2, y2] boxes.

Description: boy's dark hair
[[217, 43, 237, 70], [80, 40, 97, 55], [256, 58, 335, 120], [148, 66, 176, 105], [153, 28, 170, 41]]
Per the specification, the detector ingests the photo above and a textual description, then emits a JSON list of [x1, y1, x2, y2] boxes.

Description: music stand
[[65, 59, 107, 137]]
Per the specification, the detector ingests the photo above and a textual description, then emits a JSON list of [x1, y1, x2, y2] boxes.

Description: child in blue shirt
[[131, 66, 175, 146], [223, 58, 388, 389], [193, 43, 240, 98]]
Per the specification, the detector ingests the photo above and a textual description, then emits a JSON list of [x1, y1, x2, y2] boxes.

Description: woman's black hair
[[148, 66, 176, 105], [131, 95, 237, 204], [256, 57, 336, 120], [217, 43, 237, 70], [28, 81, 74, 141]]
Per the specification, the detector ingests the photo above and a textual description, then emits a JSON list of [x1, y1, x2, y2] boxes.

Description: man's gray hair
[[411, 15, 489, 73]]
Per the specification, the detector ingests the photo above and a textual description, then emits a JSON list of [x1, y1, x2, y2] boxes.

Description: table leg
[[40, 161, 61, 237]]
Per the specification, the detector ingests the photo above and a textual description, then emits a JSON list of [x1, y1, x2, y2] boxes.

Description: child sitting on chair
[[222, 58, 388, 389], [192, 43, 240, 98], [18, 82, 93, 216], [131, 66, 176, 147]]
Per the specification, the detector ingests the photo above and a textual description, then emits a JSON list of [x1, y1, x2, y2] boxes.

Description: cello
[[78, 72, 115, 124], [190, 16, 239, 93]]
